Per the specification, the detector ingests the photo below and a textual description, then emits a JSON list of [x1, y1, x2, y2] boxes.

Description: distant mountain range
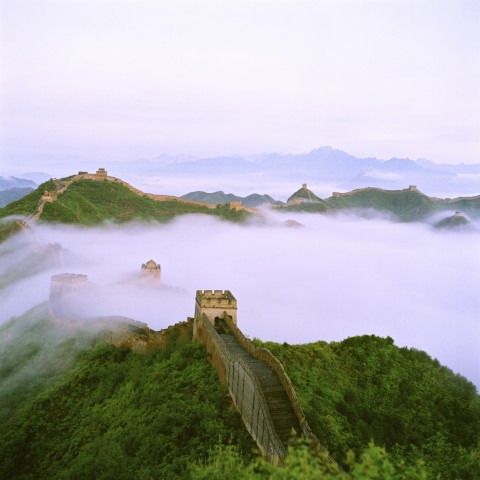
[[3, 147, 480, 198], [0, 187, 35, 208], [0, 176, 37, 190], [100, 146, 480, 197]]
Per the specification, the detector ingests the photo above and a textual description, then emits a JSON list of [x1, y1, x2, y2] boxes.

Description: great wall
[[47, 269, 338, 466], [25, 168, 260, 226]]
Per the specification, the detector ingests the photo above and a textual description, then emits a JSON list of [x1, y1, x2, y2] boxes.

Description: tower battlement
[[96, 167, 107, 179], [50, 273, 88, 293], [194, 290, 237, 337], [195, 290, 237, 308]]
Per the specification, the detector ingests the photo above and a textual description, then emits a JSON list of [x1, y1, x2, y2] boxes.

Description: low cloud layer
[[1, 213, 479, 389]]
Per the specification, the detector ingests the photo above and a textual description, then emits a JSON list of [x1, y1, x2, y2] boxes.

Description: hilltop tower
[[302, 183, 307, 189], [408, 185, 418, 191], [96, 168, 107, 179], [141, 259, 161, 280], [194, 290, 237, 338]]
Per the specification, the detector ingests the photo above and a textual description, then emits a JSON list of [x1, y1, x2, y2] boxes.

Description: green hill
[[279, 186, 440, 222], [0, 179, 250, 236], [287, 186, 323, 204], [1, 309, 478, 479], [433, 213, 476, 231], [325, 188, 437, 221], [433, 196, 480, 218]]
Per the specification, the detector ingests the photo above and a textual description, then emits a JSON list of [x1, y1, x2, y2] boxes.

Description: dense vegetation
[[279, 186, 480, 222], [287, 186, 323, 204], [324, 188, 437, 221], [0, 179, 250, 230], [1, 306, 479, 479], [40, 180, 250, 225], [255, 335, 480, 478], [434, 213, 476, 231], [0, 318, 255, 480], [434, 196, 480, 217]]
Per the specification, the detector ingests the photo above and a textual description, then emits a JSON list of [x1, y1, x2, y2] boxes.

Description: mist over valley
[[2, 204, 478, 389]]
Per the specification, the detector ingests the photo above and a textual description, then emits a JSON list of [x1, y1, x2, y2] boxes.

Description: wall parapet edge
[[222, 315, 337, 463], [197, 313, 286, 463]]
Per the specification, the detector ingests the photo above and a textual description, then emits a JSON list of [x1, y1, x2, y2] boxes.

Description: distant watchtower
[[96, 168, 107, 179], [302, 183, 308, 189], [194, 290, 237, 338], [408, 185, 417, 191], [141, 259, 161, 280], [49, 273, 89, 321]]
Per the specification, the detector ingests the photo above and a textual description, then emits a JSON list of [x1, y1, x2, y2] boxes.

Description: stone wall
[[222, 315, 336, 462], [195, 313, 286, 463]]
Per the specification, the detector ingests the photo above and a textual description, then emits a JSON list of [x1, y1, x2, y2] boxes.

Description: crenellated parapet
[[194, 290, 237, 337], [192, 289, 339, 467]]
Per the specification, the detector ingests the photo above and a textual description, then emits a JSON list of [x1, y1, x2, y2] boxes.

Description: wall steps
[[220, 332, 301, 448]]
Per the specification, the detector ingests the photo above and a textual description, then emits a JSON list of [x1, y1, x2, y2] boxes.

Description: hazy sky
[[1, 0, 479, 166]]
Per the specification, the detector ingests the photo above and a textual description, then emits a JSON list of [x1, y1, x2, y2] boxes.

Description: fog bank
[[1, 213, 479, 388]]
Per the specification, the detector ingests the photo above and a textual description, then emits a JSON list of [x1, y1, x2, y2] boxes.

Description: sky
[[1, 213, 479, 388], [0, 0, 479, 168]]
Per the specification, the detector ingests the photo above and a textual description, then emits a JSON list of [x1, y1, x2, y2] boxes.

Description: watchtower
[[49, 273, 89, 321], [302, 183, 308, 189], [141, 259, 161, 280], [194, 290, 237, 338], [96, 168, 107, 179], [408, 185, 418, 191]]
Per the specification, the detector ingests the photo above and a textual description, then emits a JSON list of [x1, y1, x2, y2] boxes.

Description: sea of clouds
[[1, 211, 479, 389]]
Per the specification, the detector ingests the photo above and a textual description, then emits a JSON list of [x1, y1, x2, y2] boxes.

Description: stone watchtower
[[193, 290, 237, 338], [49, 273, 89, 321], [96, 168, 107, 179], [141, 259, 161, 280]]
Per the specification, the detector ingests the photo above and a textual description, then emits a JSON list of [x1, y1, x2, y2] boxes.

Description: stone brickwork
[[194, 290, 237, 337], [195, 311, 285, 463]]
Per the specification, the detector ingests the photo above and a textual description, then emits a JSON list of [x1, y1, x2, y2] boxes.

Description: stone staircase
[[219, 331, 301, 448]]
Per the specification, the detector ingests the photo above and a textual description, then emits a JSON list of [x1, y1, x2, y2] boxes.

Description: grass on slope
[[0, 179, 250, 229], [254, 335, 480, 478], [434, 196, 480, 218], [0, 318, 255, 480], [287, 187, 323, 204], [38, 180, 249, 225], [325, 189, 437, 221]]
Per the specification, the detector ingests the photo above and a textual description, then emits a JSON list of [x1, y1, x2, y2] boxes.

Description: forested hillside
[[1, 310, 478, 479]]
